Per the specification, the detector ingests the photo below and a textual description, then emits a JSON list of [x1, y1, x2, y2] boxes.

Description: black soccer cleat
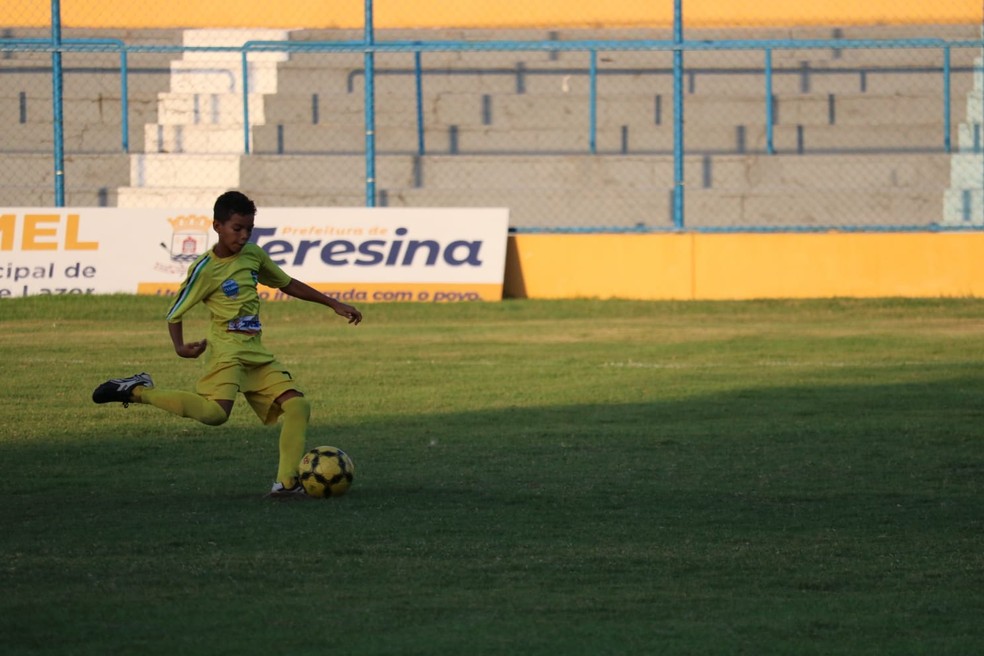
[[92, 372, 154, 408]]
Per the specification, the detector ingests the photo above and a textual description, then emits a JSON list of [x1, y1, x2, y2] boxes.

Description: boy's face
[[212, 212, 254, 257]]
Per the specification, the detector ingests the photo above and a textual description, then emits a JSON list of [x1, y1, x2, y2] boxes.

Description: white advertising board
[[0, 207, 509, 302]]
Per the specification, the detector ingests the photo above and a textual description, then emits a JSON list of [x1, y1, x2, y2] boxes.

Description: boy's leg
[[93, 372, 230, 425], [241, 363, 311, 494], [275, 394, 311, 486], [132, 387, 230, 426]]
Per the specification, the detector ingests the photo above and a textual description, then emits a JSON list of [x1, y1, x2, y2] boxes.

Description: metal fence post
[[242, 50, 252, 153], [765, 48, 775, 154], [364, 0, 377, 207], [943, 45, 952, 153], [120, 46, 130, 153], [589, 49, 598, 154], [672, 0, 684, 229], [50, 0, 65, 206], [414, 47, 426, 156]]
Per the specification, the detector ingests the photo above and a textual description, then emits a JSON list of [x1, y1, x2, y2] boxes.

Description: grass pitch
[[1, 296, 982, 655]]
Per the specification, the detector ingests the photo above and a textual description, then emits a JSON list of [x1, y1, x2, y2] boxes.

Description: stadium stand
[[2, 24, 981, 228]]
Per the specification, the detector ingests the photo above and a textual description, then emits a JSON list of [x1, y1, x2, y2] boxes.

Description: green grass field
[[1, 296, 982, 655]]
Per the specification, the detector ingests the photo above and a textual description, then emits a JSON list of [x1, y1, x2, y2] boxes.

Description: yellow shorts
[[196, 332, 302, 425]]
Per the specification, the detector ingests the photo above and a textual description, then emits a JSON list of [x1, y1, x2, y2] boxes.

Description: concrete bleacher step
[[686, 189, 948, 227], [943, 37, 984, 225], [589, 123, 951, 154], [255, 91, 964, 148], [0, 187, 121, 207], [245, 124, 768, 155], [129, 151, 940, 196], [238, 154, 417, 190], [155, 92, 266, 125], [717, 153, 950, 189], [116, 186, 231, 208], [791, 94, 944, 126], [4, 123, 136, 153], [233, 97, 921, 156], [957, 123, 984, 151], [0, 69, 174, 99], [169, 59, 281, 95], [261, 95, 361, 124], [285, 24, 979, 68], [405, 153, 950, 190], [948, 152, 984, 185], [0, 153, 129, 205], [374, 186, 950, 228], [409, 155, 676, 188], [376, 186, 673, 227], [167, 28, 290, 95], [181, 28, 292, 61], [0, 95, 159, 126], [0, 153, 128, 181], [346, 61, 926, 98], [117, 186, 371, 208], [112, 28, 296, 202], [767, 124, 951, 153], [128, 153, 242, 187], [261, 93, 433, 124], [961, 90, 984, 120], [116, 154, 418, 207], [250, 124, 365, 153], [271, 37, 978, 98], [256, 89, 962, 139], [144, 124, 249, 154], [942, 188, 984, 224], [288, 68, 528, 96]]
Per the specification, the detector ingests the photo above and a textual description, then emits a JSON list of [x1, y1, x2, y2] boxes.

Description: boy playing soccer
[[92, 191, 362, 498]]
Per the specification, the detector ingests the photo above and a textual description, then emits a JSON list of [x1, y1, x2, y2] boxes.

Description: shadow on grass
[[1, 376, 983, 656], [5, 373, 981, 509]]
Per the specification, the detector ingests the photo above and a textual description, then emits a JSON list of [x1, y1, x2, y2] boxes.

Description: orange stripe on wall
[[506, 233, 984, 301], [17, 1, 980, 29], [504, 234, 696, 301]]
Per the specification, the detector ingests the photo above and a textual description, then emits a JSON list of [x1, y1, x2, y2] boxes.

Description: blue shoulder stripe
[[165, 254, 211, 321]]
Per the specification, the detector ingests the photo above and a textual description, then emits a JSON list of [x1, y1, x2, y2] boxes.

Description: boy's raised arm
[[279, 278, 363, 325]]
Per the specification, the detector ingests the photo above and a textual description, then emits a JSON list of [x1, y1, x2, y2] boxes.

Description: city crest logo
[[166, 215, 212, 262]]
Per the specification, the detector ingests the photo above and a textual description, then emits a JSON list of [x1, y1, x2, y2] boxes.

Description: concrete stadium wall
[[21, 1, 981, 29], [505, 233, 984, 300]]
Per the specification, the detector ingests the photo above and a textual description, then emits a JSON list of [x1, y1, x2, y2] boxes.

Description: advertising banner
[[0, 207, 509, 302]]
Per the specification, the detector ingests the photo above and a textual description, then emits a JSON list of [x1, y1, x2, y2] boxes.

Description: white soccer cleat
[[265, 480, 311, 500]]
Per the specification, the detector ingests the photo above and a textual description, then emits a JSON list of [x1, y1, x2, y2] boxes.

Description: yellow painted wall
[[505, 233, 984, 300], [18, 0, 981, 30]]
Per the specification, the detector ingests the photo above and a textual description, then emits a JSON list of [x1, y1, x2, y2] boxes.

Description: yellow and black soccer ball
[[298, 446, 355, 498]]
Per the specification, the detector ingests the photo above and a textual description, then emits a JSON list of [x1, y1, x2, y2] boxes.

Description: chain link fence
[[2, 1, 982, 230]]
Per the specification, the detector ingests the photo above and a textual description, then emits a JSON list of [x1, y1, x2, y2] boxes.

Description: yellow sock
[[134, 387, 228, 426], [276, 396, 311, 486]]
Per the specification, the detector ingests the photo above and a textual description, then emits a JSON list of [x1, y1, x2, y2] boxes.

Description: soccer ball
[[298, 446, 355, 498]]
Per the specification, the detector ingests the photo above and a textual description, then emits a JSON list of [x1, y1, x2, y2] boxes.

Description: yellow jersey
[[165, 243, 293, 366]]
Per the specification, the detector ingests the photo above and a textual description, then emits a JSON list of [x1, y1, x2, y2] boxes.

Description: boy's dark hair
[[213, 190, 257, 222]]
